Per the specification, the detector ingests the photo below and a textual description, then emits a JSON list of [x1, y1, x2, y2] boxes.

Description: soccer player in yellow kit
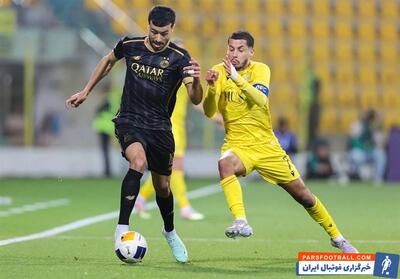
[[135, 82, 204, 220], [203, 31, 358, 253]]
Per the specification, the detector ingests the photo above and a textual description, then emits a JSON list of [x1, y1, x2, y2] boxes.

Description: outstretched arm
[[183, 59, 203, 105], [65, 51, 119, 108]]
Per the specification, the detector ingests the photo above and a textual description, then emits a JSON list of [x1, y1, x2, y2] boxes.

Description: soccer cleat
[[162, 229, 188, 263], [134, 196, 151, 219], [225, 219, 253, 238], [331, 238, 359, 253], [180, 206, 205, 221]]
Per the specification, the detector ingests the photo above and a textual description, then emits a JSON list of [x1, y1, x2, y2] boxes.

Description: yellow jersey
[[171, 84, 188, 156], [171, 84, 188, 130], [209, 61, 273, 145]]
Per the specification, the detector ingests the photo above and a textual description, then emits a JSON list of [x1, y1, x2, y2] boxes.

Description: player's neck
[[144, 37, 170, 53], [236, 60, 252, 72]]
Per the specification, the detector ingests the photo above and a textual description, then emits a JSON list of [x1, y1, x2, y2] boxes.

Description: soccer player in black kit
[[65, 6, 203, 263]]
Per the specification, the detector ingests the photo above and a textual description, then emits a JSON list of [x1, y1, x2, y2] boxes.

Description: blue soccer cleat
[[331, 238, 359, 253], [162, 229, 188, 263]]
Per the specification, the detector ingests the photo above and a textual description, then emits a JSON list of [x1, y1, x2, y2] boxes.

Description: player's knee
[[154, 183, 170, 198], [129, 156, 147, 172], [218, 157, 234, 177]]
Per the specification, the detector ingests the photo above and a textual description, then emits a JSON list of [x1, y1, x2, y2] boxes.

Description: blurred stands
[[83, 0, 400, 136], [1, 0, 399, 148]]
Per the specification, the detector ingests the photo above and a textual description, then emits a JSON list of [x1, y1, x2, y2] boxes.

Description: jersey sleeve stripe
[[123, 39, 145, 44], [167, 46, 185, 56]]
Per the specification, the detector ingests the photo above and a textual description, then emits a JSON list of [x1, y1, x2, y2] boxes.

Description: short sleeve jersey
[[113, 36, 192, 130]]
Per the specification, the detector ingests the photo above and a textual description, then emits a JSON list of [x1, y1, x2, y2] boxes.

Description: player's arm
[[223, 58, 270, 108], [65, 51, 119, 108], [183, 59, 203, 105], [203, 69, 220, 118]]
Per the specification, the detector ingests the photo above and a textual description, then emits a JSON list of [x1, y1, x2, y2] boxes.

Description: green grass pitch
[[0, 178, 399, 278]]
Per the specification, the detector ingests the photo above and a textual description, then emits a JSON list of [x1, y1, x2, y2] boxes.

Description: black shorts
[[115, 123, 175, 176]]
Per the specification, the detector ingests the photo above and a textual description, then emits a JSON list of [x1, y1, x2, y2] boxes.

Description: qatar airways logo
[[131, 62, 164, 82]]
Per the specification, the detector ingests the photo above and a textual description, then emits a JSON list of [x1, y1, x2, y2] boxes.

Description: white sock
[[332, 235, 345, 242], [115, 224, 129, 240]]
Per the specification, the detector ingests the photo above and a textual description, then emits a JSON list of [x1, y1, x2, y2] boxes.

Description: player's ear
[[250, 47, 254, 57]]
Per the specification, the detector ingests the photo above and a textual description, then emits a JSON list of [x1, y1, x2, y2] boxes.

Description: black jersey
[[113, 36, 192, 130]]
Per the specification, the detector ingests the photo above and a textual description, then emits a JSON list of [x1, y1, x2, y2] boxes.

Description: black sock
[[118, 168, 143, 225], [156, 192, 174, 232]]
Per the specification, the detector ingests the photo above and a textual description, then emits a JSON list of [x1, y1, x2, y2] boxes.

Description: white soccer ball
[[115, 231, 148, 263]]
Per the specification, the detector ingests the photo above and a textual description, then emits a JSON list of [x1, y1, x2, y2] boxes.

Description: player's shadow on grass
[[151, 257, 295, 276]]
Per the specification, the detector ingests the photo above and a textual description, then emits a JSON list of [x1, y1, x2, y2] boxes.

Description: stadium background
[[0, 0, 399, 178]]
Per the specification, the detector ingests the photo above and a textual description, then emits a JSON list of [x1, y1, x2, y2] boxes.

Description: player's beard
[[234, 59, 250, 71], [150, 39, 167, 51]]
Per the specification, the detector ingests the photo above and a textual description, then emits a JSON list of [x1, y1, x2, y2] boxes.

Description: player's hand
[[65, 90, 88, 109], [223, 55, 238, 80], [183, 59, 201, 78], [223, 56, 232, 75], [205, 70, 219, 85]]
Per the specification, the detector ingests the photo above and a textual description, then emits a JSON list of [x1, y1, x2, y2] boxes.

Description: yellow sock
[[305, 196, 341, 239], [170, 170, 190, 209], [220, 175, 246, 219], [139, 176, 155, 200]]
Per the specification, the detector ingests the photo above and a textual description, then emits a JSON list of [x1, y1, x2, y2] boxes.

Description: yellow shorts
[[221, 138, 300, 185], [172, 125, 186, 157]]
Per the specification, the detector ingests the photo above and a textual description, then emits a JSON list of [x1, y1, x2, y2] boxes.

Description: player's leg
[[255, 142, 358, 253], [147, 129, 188, 262], [171, 156, 204, 220], [136, 155, 206, 221], [171, 120, 204, 220], [115, 142, 146, 241], [152, 172, 174, 231], [218, 149, 253, 238], [280, 178, 358, 253], [152, 172, 188, 263]]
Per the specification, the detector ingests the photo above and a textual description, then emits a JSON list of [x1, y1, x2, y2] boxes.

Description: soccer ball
[[115, 231, 148, 263]]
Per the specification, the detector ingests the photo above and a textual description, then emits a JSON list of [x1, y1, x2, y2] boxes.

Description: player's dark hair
[[148, 6, 176, 27], [229, 31, 254, 48]]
